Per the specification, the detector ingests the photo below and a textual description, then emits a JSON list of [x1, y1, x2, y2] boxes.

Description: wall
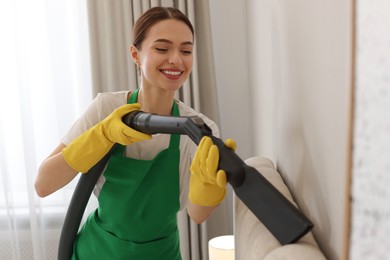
[[209, 0, 353, 259], [245, 1, 353, 259], [350, 0, 390, 258]]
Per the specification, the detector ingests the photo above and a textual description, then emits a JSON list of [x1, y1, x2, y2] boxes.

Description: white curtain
[[0, 0, 92, 259]]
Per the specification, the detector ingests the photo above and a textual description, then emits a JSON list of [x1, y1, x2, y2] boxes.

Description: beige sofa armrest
[[234, 156, 326, 260]]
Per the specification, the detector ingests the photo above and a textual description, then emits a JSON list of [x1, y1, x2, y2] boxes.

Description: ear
[[130, 45, 140, 66]]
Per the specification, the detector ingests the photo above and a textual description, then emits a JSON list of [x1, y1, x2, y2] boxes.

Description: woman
[[35, 6, 234, 259]]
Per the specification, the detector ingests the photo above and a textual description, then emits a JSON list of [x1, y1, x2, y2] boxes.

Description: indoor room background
[[1, 0, 389, 260]]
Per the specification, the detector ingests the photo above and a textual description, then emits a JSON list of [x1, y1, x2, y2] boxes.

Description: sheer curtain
[[0, 0, 92, 259]]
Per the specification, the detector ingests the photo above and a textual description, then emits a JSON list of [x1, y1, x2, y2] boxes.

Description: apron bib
[[72, 89, 182, 260]]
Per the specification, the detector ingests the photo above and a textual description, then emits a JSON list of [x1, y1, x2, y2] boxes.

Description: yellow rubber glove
[[62, 103, 151, 173], [189, 136, 236, 206]]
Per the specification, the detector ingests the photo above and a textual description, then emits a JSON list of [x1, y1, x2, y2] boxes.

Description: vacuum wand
[[123, 111, 313, 244], [123, 110, 211, 144]]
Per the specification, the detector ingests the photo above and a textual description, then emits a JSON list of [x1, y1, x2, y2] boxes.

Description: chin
[[164, 83, 184, 92]]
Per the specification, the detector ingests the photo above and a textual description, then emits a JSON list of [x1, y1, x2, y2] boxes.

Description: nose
[[168, 51, 182, 65]]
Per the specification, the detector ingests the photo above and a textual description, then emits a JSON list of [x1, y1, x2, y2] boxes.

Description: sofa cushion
[[234, 156, 326, 260]]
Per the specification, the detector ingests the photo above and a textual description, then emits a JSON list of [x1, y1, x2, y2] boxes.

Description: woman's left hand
[[189, 136, 236, 206]]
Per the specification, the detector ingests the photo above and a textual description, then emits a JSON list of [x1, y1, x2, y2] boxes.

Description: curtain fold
[[86, 0, 231, 259]]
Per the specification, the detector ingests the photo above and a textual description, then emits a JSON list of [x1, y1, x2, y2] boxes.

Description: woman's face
[[132, 19, 194, 92]]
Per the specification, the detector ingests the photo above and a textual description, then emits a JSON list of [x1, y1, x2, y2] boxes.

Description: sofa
[[234, 156, 326, 260]]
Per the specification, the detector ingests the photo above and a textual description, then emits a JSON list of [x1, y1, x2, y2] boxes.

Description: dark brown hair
[[132, 7, 194, 49]]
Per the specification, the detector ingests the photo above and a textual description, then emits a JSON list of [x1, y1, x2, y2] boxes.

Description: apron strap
[[170, 101, 180, 148], [128, 88, 138, 103]]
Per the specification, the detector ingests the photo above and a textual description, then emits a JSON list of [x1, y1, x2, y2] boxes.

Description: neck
[[137, 87, 175, 116]]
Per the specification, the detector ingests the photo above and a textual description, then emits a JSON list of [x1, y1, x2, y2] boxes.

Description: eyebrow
[[154, 39, 193, 46]]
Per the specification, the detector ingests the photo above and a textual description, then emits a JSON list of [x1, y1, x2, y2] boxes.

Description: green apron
[[72, 89, 182, 260]]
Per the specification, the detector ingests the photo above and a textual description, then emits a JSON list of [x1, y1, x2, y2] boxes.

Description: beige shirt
[[61, 91, 219, 210]]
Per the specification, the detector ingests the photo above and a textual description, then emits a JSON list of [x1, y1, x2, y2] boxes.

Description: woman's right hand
[[35, 103, 152, 197], [62, 103, 151, 173]]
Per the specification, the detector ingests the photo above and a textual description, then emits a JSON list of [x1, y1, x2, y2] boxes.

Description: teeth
[[162, 70, 181, 76]]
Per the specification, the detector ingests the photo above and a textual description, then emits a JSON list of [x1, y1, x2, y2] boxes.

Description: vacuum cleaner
[[58, 111, 313, 260]]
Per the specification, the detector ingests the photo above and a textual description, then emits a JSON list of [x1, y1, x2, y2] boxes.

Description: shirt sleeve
[[60, 91, 128, 145], [60, 95, 102, 146]]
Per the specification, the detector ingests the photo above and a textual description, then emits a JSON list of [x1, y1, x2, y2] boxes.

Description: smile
[[161, 70, 182, 76]]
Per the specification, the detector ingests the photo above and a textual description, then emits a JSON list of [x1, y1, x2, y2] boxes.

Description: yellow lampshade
[[208, 235, 235, 260]]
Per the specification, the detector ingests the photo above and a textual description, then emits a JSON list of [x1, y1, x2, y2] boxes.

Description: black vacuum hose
[[58, 111, 313, 259], [57, 145, 117, 260]]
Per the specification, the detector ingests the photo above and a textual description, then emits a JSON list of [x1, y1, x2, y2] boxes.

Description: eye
[[181, 50, 192, 55], [155, 48, 168, 52]]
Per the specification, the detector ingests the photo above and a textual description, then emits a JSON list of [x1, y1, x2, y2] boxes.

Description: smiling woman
[[68, 1, 233, 259], [35, 5, 229, 260], [0, 0, 91, 259]]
